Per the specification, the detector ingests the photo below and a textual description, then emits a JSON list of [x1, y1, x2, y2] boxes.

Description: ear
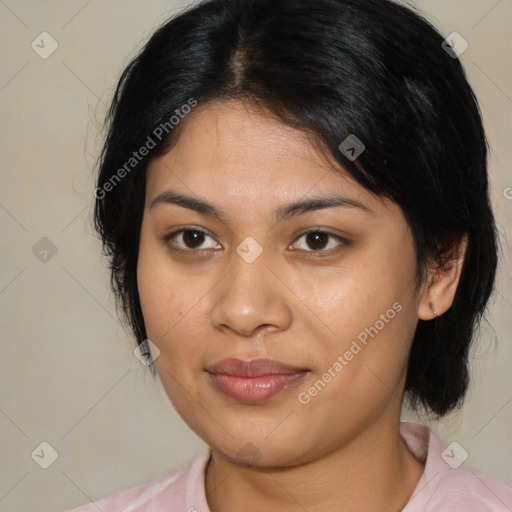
[[418, 235, 468, 320]]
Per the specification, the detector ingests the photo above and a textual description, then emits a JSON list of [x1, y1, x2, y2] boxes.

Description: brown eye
[[292, 230, 348, 254], [166, 229, 220, 251], [305, 232, 330, 250], [182, 230, 206, 249]]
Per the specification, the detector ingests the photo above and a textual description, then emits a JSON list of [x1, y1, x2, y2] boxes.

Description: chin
[[207, 434, 315, 468]]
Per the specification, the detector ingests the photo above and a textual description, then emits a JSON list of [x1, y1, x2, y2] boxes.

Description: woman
[[66, 0, 512, 510]]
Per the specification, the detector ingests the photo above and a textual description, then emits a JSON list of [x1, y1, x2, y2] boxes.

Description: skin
[[137, 100, 466, 512]]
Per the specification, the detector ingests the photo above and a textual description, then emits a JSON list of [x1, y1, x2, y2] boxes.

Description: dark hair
[[94, 0, 498, 416]]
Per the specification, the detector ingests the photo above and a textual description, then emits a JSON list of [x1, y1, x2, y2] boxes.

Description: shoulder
[[425, 464, 512, 511], [61, 449, 211, 512], [401, 422, 512, 511]]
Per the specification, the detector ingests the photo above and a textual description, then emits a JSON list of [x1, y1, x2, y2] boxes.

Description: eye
[[165, 228, 221, 251], [291, 229, 348, 254]]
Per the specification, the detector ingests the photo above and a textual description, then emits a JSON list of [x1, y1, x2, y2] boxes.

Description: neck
[[205, 418, 425, 512]]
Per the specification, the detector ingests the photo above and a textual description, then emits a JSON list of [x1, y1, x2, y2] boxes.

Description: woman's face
[[137, 100, 425, 466]]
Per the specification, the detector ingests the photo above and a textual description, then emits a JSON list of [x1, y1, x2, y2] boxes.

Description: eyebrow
[[149, 190, 374, 222]]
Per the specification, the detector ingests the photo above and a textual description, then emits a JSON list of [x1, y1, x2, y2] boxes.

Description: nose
[[210, 249, 293, 338]]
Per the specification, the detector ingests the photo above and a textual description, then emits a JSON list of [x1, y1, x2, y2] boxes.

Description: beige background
[[0, 1, 511, 510]]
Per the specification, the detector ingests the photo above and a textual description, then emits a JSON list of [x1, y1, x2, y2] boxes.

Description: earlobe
[[418, 235, 468, 321]]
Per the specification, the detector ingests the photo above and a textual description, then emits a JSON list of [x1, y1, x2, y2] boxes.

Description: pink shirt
[[64, 422, 512, 511]]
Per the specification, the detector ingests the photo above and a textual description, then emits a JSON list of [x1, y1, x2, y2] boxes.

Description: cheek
[[294, 300, 417, 431], [137, 257, 204, 416], [293, 245, 420, 392], [136, 236, 215, 376], [137, 235, 188, 344], [294, 256, 414, 344]]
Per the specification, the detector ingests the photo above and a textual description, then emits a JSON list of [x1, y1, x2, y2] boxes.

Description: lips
[[206, 357, 308, 376], [205, 358, 309, 403]]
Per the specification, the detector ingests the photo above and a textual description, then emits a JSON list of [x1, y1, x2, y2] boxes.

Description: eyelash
[[162, 227, 349, 257]]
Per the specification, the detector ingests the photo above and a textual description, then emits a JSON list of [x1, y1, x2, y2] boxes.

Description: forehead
[[170, 100, 320, 156], [145, 100, 389, 215]]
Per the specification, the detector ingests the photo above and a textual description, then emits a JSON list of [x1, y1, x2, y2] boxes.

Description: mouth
[[205, 358, 310, 404]]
